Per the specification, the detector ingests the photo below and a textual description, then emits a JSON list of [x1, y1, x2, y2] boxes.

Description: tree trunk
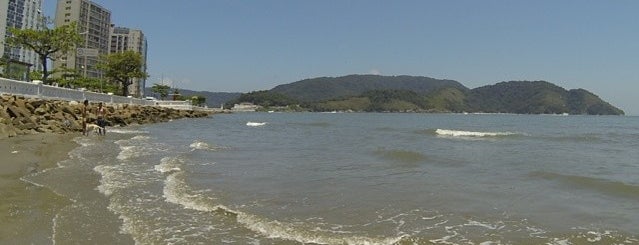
[[122, 79, 129, 97], [40, 55, 49, 84]]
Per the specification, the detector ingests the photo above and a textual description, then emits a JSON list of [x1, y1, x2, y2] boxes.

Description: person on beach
[[82, 99, 89, 136], [96, 102, 107, 135]]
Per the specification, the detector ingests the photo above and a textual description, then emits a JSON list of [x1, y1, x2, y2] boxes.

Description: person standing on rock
[[82, 99, 89, 136], [96, 102, 107, 135]]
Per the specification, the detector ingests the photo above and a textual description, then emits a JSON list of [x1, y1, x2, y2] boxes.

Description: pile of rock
[[1, 95, 212, 138]]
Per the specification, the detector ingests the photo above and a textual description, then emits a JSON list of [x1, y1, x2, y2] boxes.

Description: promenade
[[0, 77, 213, 111]]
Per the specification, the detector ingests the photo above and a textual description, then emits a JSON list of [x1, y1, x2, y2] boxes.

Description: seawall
[[0, 95, 213, 139]]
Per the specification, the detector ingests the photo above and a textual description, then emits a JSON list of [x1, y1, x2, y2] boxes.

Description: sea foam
[[161, 168, 406, 245], [435, 129, 519, 138], [246, 122, 267, 127]]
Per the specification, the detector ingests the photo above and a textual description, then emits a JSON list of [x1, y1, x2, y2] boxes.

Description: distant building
[[109, 25, 147, 97], [0, 0, 44, 77], [52, 0, 111, 80], [232, 102, 261, 112]]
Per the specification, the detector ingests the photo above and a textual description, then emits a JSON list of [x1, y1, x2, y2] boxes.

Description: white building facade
[[52, 0, 111, 80], [0, 0, 44, 76]]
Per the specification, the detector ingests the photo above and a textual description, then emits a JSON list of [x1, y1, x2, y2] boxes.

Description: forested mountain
[[161, 75, 623, 115], [251, 76, 623, 115], [270, 75, 468, 102], [465, 81, 624, 115]]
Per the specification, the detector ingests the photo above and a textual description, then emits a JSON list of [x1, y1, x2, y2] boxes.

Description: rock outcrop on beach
[[0, 95, 212, 138]]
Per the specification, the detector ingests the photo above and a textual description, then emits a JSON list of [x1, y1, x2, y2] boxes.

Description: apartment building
[[109, 25, 147, 97], [0, 0, 44, 78], [52, 0, 110, 80]]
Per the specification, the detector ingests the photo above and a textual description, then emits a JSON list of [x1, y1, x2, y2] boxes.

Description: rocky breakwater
[[1, 95, 212, 139]]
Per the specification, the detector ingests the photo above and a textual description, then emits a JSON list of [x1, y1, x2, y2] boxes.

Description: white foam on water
[[116, 146, 138, 160], [246, 121, 267, 127], [161, 169, 407, 245], [465, 220, 504, 230], [154, 157, 183, 174], [94, 165, 126, 196], [189, 140, 230, 151], [435, 129, 519, 138], [107, 128, 149, 134]]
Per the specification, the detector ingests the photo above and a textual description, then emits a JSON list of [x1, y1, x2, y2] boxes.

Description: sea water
[[22, 113, 639, 244]]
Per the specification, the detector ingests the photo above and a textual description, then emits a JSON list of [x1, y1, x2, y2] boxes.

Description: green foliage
[[362, 90, 426, 112], [6, 19, 82, 83], [98, 50, 148, 96], [230, 77, 623, 115], [270, 75, 468, 102], [151, 83, 170, 100], [172, 88, 183, 101], [190, 96, 206, 106], [425, 87, 467, 112], [567, 89, 624, 115], [309, 97, 371, 112]]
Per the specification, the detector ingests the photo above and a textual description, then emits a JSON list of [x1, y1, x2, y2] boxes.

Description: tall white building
[[109, 25, 147, 97], [0, 0, 44, 77], [52, 0, 111, 80]]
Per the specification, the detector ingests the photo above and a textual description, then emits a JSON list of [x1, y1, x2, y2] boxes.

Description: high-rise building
[[109, 25, 147, 97], [0, 0, 44, 77], [52, 0, 111, 80]]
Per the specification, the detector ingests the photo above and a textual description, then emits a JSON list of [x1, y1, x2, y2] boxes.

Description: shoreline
[[0, 133, 79, 243]]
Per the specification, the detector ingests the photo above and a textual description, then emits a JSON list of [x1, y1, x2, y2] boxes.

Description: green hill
[[465, 81, 624, 115], [228, 76, 624, 115], [270, 75, 468, 102]]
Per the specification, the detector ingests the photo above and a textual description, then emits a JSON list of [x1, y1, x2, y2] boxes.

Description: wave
[[189, 140, 230, 151], [94, 164, 131, 196], [161, 168, 406, 245], [246, 122, 267, 127], [529, 171, 639, 200], [107, 128, 149, 134], [435, 129, 522, 138], [154, 157, 183, 174]]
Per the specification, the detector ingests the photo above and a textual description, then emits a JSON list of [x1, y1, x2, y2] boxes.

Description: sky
[[44, 0, 639, 115]]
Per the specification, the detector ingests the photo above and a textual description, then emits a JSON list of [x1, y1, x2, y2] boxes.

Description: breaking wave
[[435, 129, 522, 138], [161, 167, 406, 245], [189, 140, 230, 151], [246, 121, 267, 127]]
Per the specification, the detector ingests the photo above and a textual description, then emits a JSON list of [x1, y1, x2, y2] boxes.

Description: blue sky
[[45, 1, 638, 115]]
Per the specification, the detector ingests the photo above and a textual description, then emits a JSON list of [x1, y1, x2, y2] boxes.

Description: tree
[[98, 50, 148, 96], [191, 95, 206, 106], [151, 83, 170, 100], [6, 20, 82, 83]]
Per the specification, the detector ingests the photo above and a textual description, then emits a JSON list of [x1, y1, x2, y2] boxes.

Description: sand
[[0, 133, 79, 243]]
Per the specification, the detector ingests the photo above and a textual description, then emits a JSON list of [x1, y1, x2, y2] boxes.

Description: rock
[[2, 97, 213, 136], [6, 105, 31, 118], [0, 123, 18, 138]]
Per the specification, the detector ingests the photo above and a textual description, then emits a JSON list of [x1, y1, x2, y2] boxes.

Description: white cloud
[[369, 69, 381, 75]]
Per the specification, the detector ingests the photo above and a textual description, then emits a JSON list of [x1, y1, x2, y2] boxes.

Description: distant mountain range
[[227, 75, 624, 115]]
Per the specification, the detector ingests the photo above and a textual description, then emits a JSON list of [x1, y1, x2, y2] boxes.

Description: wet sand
[[0, 133, 78, 243]]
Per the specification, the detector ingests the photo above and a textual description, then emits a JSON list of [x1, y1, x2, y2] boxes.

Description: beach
[[0, 133, 78, 243]]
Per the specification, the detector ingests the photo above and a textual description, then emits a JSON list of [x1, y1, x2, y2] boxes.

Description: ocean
[[22, 113, 639, 244]]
